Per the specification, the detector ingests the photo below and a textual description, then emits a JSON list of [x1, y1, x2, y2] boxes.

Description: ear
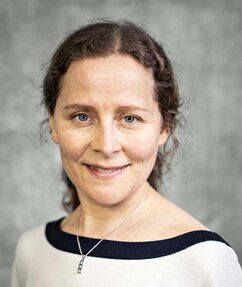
[[48, 113, 59, 144], [158, 126, 169, 146]]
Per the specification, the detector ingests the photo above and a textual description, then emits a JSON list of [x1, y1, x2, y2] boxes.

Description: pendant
[[77, 257, 85, 274]]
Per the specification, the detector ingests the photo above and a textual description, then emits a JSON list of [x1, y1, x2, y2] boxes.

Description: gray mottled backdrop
[[0, 0, 242, 286]]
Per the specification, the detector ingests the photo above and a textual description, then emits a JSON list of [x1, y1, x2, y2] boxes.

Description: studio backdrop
[[0, 0, 241, 286]]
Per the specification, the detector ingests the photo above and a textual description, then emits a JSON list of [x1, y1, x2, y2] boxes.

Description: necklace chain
[[76, 189, 149, 274]]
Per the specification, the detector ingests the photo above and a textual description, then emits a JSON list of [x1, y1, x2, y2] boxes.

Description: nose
[[90, 121, 121, 157]]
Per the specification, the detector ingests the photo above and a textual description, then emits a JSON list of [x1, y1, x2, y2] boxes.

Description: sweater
[[11, 218, 242, 287]]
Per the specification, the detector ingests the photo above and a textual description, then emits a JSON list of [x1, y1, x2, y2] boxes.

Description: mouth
[[84, 164, 130, 178]]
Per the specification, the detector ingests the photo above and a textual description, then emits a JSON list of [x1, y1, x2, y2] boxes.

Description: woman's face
[[50, 54, 168, 207]]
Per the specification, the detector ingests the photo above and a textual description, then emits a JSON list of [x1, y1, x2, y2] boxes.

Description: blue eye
[[124, 115, 136, 123], [77, 113, 89, 121]]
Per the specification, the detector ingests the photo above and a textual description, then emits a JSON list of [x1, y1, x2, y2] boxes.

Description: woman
[[11, 20, 242, 286]]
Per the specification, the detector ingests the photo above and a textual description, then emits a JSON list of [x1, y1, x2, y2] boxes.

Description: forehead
[[57, 54, 158, 110], [62, 54, 154, 91]]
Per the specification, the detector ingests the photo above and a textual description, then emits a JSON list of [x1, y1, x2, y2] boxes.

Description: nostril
[[91, 139, 121, 156]]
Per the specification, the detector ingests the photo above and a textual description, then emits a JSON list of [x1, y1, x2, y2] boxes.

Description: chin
[[83, 186, 131, 207], [96, 193, 127, 207]]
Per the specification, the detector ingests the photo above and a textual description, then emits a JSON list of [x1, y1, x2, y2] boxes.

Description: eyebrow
[[63, 104, 96, 112], [63, 104, 150, 113], [116, 105, 150, 113]]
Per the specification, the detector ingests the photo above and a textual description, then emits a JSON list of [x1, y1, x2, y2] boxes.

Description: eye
[[76, 113, 89, 121], [124, 115, 137, 124]]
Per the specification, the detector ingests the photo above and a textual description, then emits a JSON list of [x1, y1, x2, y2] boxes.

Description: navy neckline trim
[[45, 217, 230, 260]]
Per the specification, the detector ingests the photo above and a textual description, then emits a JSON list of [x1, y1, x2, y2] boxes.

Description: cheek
[[126, 132, 160, 162], [57, 130, 85, 161]]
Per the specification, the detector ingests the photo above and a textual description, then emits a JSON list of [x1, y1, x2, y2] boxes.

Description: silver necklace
[[76, 190, 148, 274]]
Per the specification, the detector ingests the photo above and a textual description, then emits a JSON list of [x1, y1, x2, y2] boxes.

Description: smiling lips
[[84, 164, 129, 178]]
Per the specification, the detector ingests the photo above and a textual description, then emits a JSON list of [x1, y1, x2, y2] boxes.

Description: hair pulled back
[[42, 20, 181, 213]]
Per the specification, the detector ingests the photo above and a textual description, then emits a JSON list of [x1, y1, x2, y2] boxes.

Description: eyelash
[[71, 113, 141, 125], [123, 115, 139, 124], [74, 113, 90, 122]]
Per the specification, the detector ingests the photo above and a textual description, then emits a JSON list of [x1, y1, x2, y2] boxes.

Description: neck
[[74, 183, 151, 239]]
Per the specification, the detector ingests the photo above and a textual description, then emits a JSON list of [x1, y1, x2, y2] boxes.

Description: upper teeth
[[89, 166, 118, 173], [97, 168, 116, 173]]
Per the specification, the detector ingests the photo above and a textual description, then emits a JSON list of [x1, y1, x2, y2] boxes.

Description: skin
[[49, 54, 208, 240]]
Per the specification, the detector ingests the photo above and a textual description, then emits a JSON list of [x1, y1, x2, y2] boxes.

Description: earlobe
[[159, 127, 170, 146], [49, 115, 59, 144]]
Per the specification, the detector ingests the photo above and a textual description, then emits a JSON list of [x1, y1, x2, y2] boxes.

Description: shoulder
[[14, 224, 46, 262], [166, 235, 242, 286], [147, 192, 209, 239], [183, 234, 236, 263], [17, 224, 45, 246], [188, 239, 242, 285]]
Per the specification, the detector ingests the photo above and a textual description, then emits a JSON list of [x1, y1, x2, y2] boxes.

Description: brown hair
[[42, 20, 181, 213]]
